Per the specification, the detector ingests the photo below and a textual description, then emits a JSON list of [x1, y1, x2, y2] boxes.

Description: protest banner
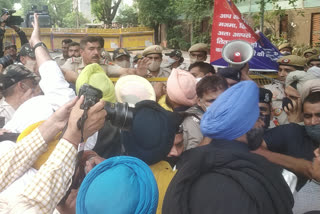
[[211, 0, 281, 72]]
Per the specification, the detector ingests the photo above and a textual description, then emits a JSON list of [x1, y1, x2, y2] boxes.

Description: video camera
[[1, 8, 24, 26], [25, 5, 51, 28], [0, 55, 13, 69], [78, 84, 134, 131]]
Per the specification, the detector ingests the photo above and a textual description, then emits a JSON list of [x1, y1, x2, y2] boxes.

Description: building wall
[[75, 0, 94, 22], [285, 8, 320, 46], [236, 0, 320, 47]]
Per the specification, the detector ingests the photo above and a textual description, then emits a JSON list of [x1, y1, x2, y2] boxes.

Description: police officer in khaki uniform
[[142, 45, 171, 78], [306, 54, 320, 69], [188, 43, 208, 65], [61, 36, 126, 83], [113, 48, 131, 68], [278, 43, 293, 56], [142, 45, 171, 101], [164, 49, 184, 70], [264, 55, 306, 127], [61, 56, 114, 76], [303, 48, 319, 59], [62, 36, 149, 83], [54, 39, 72, 66]]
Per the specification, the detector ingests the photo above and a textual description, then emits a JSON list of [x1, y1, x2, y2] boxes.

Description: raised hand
[[136, 57, 151, 77], [29, 13, 41, 48]]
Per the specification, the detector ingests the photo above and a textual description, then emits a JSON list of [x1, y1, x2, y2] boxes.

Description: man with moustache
[[67, 42, 81, 58], [62, 36, 149, 83]]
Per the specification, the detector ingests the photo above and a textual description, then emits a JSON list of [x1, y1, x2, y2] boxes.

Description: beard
[[246, 127, 265, 150]]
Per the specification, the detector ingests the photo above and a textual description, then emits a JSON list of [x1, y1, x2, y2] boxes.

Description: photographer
[[0, 12, 9, 58], [0, 96, 106, 213], [0, 9, 28, 61], [4, 12, 76, 133]]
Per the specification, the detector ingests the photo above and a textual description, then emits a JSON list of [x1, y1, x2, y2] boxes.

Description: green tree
[[174, 0, 213, 45], [47, 0, 73, 27], [136, 0, 176, 44], [235, 0, 299, 32], [0, 0, 19, 11], [91, 0, 121, 25], [62, 11, 89, 28], [21, 0, 47, 16], [21, 0, 72, 27], [114, 4, 138, 27]]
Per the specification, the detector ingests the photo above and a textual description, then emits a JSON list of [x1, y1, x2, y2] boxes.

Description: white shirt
[[0, 98, 15, 126], [5, 60, 76, 133]]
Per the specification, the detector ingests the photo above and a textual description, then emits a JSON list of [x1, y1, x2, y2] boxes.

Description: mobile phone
[[282, 97, 293, 110]]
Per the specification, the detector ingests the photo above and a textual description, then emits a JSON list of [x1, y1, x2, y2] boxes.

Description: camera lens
[[0, 55, 13, 69], [105, 102, 133, 131]]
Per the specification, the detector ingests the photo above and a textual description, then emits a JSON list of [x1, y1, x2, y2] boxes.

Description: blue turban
[[76, 156, 159, 214], [200, 81, 259, 140]]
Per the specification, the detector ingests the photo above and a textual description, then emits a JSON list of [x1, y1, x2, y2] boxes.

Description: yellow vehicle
[[3, 27, 155, 51]]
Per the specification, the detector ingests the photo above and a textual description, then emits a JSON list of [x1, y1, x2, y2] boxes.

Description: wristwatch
[[33, 42, 47, 50]]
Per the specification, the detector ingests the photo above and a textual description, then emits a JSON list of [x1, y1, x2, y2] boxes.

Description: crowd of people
[[0, 12, 320, 214]]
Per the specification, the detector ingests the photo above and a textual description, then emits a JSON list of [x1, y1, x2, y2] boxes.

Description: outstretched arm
[[6, 97, 106, 213], [252, 141, 320, 181]]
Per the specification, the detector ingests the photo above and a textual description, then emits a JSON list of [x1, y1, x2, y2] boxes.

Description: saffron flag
[[210, 0, 281, 72]]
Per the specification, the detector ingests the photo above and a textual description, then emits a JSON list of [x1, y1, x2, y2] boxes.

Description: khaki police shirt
[[61, 57, 123, 77], [264, 82, 289, 127], [148, 67, 171, 78], [53, 54, 67, 67]]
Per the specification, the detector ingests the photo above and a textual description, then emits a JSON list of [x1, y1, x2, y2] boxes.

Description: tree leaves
[[115, 4, 139, 27], [91, 0, 121, 24]]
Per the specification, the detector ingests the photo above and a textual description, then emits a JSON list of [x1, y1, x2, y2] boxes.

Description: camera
[[0, 55, 13, 69], [1, 8, 24, 26], [24, 6, 51, 28], [78, 84, 134, 131]]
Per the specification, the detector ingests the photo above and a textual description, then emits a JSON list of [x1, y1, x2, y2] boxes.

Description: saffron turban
[[76, 63, 116, 103], [200, 81, 259, 140], [166, 68, 197, 107], [76, 156, 159, 214]]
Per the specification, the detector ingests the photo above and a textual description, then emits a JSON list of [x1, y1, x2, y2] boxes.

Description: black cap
[[19, 43, 35, 59], [0, 64, 39, 90], [165, 49, 182, 58], [113, 48, 130, 61], [217, 67, 241, 82], [259, 88, 273, 104]]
